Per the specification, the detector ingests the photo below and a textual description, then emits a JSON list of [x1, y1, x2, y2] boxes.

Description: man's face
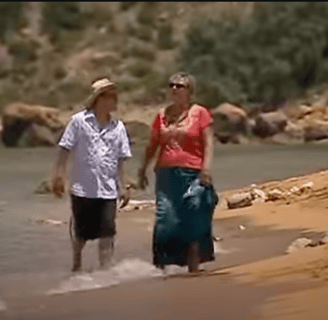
[[96, 88, 118, 112]]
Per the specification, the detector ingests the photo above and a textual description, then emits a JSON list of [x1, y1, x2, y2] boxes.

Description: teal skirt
[[153, 167, 218, 267]]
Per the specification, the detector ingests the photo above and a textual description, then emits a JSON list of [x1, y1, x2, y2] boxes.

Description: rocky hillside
[[0, 2, 258, 113]]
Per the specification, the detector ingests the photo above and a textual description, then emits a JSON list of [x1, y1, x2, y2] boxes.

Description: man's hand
[[52, 176, 65, 198], [199, 169, 213, 187], [137, 168, 148, 190], [119, 186, 130, 209]]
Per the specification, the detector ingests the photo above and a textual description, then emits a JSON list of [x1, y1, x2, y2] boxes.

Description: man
[[52, 78, 131, 272]]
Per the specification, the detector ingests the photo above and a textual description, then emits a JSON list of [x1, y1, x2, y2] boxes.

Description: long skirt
[[153, 167, 218, 267]]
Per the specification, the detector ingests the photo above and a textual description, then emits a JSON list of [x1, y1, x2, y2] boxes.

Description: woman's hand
[[137, 168, 149, 190], [52, 176, 65, 198], [199, 169, 213, 187]]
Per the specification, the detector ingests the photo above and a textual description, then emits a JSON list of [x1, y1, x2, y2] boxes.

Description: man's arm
[[117, 158, 130, 208], [52, 146, 71, 198]]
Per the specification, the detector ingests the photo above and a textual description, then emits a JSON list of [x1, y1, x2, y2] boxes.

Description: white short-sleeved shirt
[[58, 110, 132, 199]]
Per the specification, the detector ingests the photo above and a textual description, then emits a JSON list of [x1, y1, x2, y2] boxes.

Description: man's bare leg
[[187, 242, 200, 273], [98, 236, 114, 269], [71, 238, 86, 272]]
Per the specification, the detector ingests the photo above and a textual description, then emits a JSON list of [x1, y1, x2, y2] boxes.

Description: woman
[[138, 72, 218, 273]]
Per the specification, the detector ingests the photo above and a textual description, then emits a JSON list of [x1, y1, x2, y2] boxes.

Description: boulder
[[252, 111, 288, 138], [267, 189, 285, 201], [226, 192, 253, 209], [283, 121, 305, 141], [212, 103, 248, 136], [303, 119, 328, 142], [285, 237, 314, 254], [123, 121, 150, 146], [2, 103, 66, 147], [296, 105, 314, 119]]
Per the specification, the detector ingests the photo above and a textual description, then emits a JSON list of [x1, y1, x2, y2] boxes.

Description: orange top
[[150, 104, 213, 170]]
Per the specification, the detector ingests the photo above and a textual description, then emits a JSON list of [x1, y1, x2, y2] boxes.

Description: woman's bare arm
[[201, 125, 214, 183]]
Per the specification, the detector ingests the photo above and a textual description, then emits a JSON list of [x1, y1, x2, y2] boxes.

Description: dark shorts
[[70, 194, 117, 241]]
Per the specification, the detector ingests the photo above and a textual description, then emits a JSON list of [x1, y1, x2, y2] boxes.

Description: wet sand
[[0, 207, 314, 320], [2, 268, 320, 320]]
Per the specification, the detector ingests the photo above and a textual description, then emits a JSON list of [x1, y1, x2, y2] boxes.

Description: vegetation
[[179, 2, 328, 107], [0, 2, 25, 41], [1, 2, 328, 113]]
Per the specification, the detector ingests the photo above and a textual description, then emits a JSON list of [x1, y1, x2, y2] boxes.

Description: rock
[[226, 192, 252, 209], [267, 189, 285, 201], [123, 121, 150, 146], [285, 237, 314, 254], [252, 111, 288, 138], [214, 132, 249, 144], [250, 187, 267, 203], [2, 103, 66, 147], [299, 182, 313, 192], [319, 234, 328, 245], [212, 103, 248, 136], [34, 180, 52, 194], [283, 121, 305, 141], [304, 119, 328, 142], [296, 105, 314, 119], [268, 132, 300, 145]]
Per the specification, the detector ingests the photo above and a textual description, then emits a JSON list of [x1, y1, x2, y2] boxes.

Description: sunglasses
[[169, 83, 186, 89]]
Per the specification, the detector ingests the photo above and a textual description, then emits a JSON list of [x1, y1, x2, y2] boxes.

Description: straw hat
[[85, 78, 117, 110]]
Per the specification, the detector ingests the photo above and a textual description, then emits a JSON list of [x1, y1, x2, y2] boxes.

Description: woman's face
[[168, 79, 191, 104]]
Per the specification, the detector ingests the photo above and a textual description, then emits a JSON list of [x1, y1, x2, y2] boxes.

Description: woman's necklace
[[166, 103, 191, 125]]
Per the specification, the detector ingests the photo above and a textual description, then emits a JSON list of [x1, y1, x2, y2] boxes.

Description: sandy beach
[[1, 165, 328, 319]]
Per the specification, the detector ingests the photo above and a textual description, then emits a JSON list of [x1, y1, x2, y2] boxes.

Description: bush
[[7, 36, 39, 65], [137, 2, 158, 26], [157, 23, 175, 50], [42, 2, 84, 42], [127, 60, 152, 78], [119, 80, 143, 93], [0, 2, 24, 40], [179, 2, 328, 107], [141, 70, 168, 95], [135, 24, 154, 42], [124, 39, 156, 61], [120, 2, 138, 11]]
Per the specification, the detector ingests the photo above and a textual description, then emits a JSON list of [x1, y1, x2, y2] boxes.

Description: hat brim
[[85, 84, 117, 110]]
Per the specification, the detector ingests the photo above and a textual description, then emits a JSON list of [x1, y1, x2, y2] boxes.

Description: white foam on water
[[213, 242, 238, 254], [0, 298, 7, 311], [47, 258, 164, 295]]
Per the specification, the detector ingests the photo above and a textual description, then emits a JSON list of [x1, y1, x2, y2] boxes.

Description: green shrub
[[141, 70, 168, 95], [42, 2, 84, 43], [137, 2, 158, 26], [0, 2, 24, 40], [136, 24, 154, 42], [157, 23, 175, 50], [7, 36, 39, 65], [119, 80, 143, 92], [127, 60, 152, 78], [120, 2, 138, 11], [124, 39, 156, 61], [179, 2, 328, 107]]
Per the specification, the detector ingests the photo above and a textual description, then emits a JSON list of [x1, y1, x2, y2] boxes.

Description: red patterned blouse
[[150, 104, 213, 170]]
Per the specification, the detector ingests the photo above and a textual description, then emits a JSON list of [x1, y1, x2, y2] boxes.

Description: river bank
[[1, 145, 328, 319]]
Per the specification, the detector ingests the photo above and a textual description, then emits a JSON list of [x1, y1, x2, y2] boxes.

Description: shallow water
[[0, 143, 328, 301]]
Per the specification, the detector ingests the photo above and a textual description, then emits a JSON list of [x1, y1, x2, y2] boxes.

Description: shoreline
[[1, 167, 328, 319]]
